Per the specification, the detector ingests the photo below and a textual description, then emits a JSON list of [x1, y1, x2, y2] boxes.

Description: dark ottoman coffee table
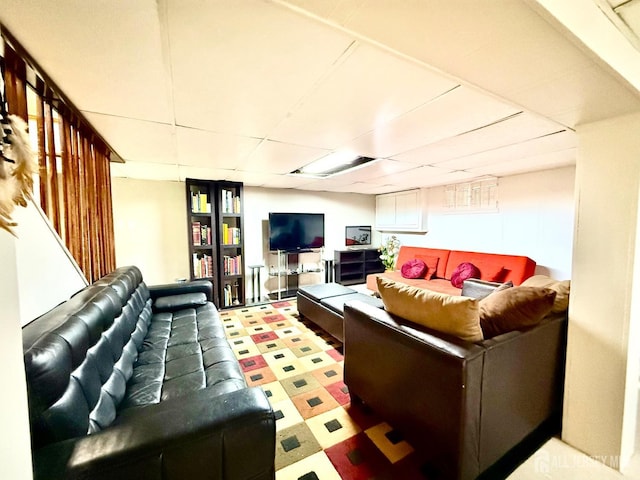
[[297, 283, 383, 342]]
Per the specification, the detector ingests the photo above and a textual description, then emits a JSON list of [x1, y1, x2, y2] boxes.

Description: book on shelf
[[223, 254, 242, 276], [222, 223, 241, 245], [192, 222, 201, 245], [191, 192, 211, 214], [200, 224, 207, 245], [221, 188, 241, 214], [192, 222, 212, 246], [192, 253, 214, 278], [224, 283, 233, 307], [223, 281, 241, 307]]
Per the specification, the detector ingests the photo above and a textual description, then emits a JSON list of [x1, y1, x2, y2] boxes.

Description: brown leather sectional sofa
[[343, 280, 568, 480]]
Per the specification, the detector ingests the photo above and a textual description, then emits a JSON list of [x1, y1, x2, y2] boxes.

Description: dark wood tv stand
[[334, 248, 384, 286]]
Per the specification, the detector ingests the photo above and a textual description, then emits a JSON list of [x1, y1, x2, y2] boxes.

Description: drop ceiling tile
[[393, 112, 571, 165], [175, 127, 261, 169], [257, 174, 317, 190], [351, 183, 402, 195], [418, 170, 484, 187], [449, 7, 594, 100], [177, 166, 237, 182], [110, 161, 180, 182], [291, 173, 384, 192], [270, 41, 458, 148], [168, 0, 356, 137], [305, 183, 360, 193], [294, 181, 335, 192], [374, 165, 456, 189], [612, 0, 640, 42], [277, 0, 364, 26], [345, 85, 520, 158], [222, 170, 305, 187], [84, 112, 176, 164], [466, 149, 576, 177], [324, 158, 417, 184], [240, 140, 329, 174], [331, 0, 589, 111], [608, 0, 629, 9], [432, 130, 576, 171], [319, 181, 409, 194], [332, 0, 501, 70], [508, 63, 640, 127], [0, 0, 173, 122]]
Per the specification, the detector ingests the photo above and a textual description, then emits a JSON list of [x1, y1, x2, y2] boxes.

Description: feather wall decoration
[[0, 114, 38, 235]]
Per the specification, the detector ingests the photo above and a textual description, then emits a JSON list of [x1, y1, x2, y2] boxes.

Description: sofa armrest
[[148, 279, 213, 302], [32, 387, 275, 480], [461, 278, 505, 299], [343, 301, 485, 479], [477, 314, 567, 470]]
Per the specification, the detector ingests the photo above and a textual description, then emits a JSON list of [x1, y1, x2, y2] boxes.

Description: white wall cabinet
[[375, 189, 427, 232]]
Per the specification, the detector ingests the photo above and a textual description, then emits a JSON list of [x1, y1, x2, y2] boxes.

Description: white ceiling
[[1, 0, 640, 195]]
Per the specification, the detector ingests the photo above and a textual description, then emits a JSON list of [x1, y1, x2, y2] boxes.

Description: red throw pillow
[[475, 261, 505, 282], [415, 254, 439, 279], [451, 262, 480, 288], [401, 259, 428, 279]]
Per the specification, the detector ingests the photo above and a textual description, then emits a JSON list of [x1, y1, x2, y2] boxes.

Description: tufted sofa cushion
[[23, 284, 133, 447]]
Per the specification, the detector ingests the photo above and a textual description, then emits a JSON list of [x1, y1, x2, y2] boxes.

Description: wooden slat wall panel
[[79, 132, 90, 278], [59, 115, 73, 248], [35, 96, 47, 212], [101, 147, 116, 275], [2, 41, 117, 282], [3, 45, 27, 122], [44, 102, 60, 233]]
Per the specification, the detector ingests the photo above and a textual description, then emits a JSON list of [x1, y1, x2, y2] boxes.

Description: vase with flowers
[[379, 235, 401, 271]]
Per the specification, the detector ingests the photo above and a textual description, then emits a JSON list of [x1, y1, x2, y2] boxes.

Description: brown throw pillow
[[376, 277, 483, 342], [479, 286, 557, 338], [521, 275, 570, 313]]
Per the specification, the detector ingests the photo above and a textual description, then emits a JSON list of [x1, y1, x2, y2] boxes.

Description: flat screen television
[[268, 212, 325, 251], [345, 225, 372, 246]]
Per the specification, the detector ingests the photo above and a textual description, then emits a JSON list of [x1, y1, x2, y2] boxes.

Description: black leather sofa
[[22, 266, 275, 480], [343, 279, 568, 480]]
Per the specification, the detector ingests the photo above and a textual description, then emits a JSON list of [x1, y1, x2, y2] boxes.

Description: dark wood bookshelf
[[186, 179, 245, 309], [334, 248, 384, 285]]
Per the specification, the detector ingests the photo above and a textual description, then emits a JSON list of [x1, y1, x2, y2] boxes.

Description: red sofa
[[366, 246, 536, 295]]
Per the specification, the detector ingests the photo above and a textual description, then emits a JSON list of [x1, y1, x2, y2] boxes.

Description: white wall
[[563, 112, 640, 470], [111, 177, 190, 285], [390, 166, 575, 280], [12, 199, 87, 325], [0, 229, 33, 480], [244, 187, 377, 295]]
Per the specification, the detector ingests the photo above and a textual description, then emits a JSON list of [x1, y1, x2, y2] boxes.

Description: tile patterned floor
[[220, 300, 428, 480]]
